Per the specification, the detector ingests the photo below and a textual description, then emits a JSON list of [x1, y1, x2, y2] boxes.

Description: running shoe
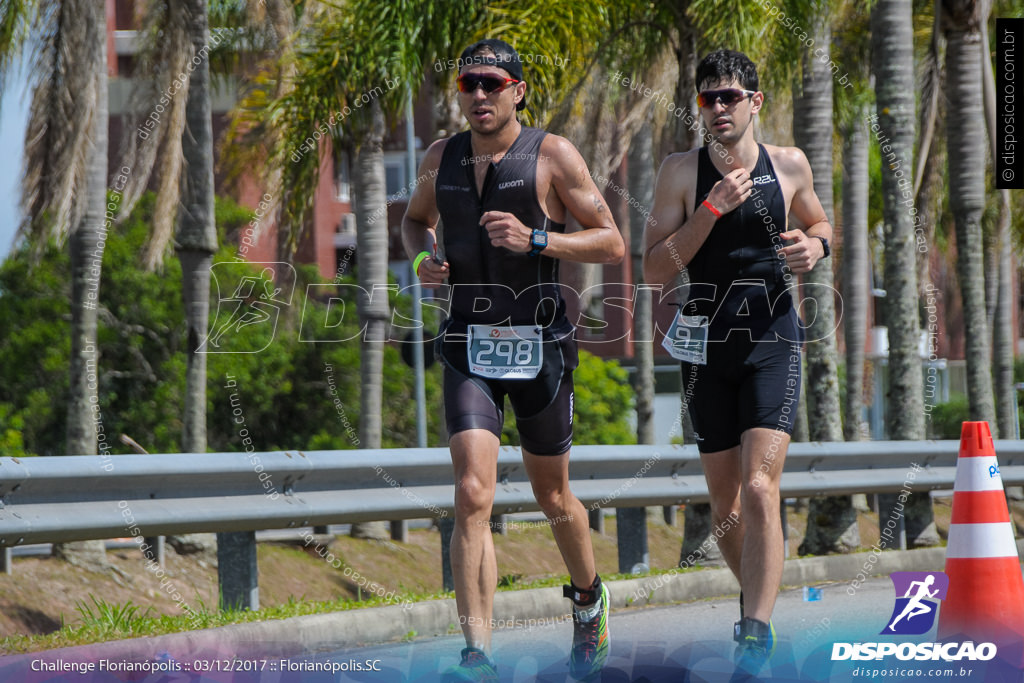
[[440, 647, 498, 683], [733, 616, 776, 675], [566, 581, 610, 680]]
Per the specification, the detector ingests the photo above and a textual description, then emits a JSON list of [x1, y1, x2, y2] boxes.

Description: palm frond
[[472, 0, 610, 124], [18, 0, 103, 252], [117, 0, 192, 270], [833, 0, 874, 131], [0, 0, 35, 112]]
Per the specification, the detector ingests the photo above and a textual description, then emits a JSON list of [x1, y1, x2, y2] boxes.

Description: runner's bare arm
[[481, 135, 624, 264], [777, 147, 832, 275], [401, 139, 449, 287]]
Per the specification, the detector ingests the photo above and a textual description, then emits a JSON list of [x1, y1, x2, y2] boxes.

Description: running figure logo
[[881, 571, 949, 635], [199, 263, 295, 354]]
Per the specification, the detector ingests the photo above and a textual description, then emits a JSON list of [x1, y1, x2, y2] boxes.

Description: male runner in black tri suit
[[401, 39, 624, 683], [642, 49, 833, 674]]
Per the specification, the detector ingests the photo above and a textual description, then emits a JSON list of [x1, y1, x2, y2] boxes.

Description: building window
[[335, 149, 351, 203], [384, 151, 426, 202], [385, 157, 406, 201]]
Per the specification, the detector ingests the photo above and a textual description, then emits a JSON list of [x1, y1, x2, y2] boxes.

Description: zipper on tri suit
[[477, 162, 496, 277]]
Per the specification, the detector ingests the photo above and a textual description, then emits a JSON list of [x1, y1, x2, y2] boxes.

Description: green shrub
[[928, 394, 969, 439]]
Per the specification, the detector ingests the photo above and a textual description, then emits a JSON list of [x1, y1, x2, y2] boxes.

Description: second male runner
[[642, 49, 833, 674]]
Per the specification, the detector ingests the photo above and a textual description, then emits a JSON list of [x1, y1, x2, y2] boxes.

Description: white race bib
[[662, 313, 708, 365], [467, 325, 543, 379]]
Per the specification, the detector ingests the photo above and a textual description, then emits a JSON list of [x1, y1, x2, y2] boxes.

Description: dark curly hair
[[695, 49, 759, 93]]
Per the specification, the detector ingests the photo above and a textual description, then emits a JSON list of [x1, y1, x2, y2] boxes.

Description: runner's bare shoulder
[[761, 144, 811, 179]]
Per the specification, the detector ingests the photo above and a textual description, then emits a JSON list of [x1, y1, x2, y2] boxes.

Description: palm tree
[[871, 0, 938, 548], [628, 124, 656, 446], [1, 0, 112, 570], [834, 3, 873, 444], [942, 0, 996, 426], [979, 1, 1016, 439], [177, 0, 218, 458], [110, 0, 298, 564], [841, 113, 870, 445], [351, 100, 388, 451], [871, 0, 925, 441], [793, 6, 860, 556]]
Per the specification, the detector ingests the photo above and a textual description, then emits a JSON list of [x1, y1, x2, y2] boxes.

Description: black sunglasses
[[696, 88, 756, 108], [457, 73, 520, 94]]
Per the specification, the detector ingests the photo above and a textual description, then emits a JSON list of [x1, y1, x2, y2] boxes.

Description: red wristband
[[702, 199, 722, 219]]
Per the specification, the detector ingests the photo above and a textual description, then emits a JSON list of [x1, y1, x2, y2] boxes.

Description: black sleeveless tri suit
[[434, 126, 577, 455], [680, 144, 804, 452]]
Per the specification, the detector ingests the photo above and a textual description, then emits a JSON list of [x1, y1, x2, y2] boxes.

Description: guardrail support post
[[439, 516, 455, 591], [391, 520, 408, 543], [780, 501, 789, 559], [0, 547, 10, 575], [588, 508, 604, 534], [489, 514, 507, 536], [217, 531, 259, 611], [662, 505, 677, 526], [143, 536, 164, 565], [878, 494, 908, 550], [616, 507, 649, 573]]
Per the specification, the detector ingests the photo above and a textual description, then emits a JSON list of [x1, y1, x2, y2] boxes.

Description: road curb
[[12, 541, 1023, 664]]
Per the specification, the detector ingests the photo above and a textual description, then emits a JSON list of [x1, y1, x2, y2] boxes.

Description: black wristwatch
[[814, 236, 830, 258], [529, 229, 548, 256]]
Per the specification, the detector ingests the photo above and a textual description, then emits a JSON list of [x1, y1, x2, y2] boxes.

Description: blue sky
[[0, 67, 28, 262]]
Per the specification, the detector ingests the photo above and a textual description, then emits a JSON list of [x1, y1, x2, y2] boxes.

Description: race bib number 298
[[468, 325, 542, 379]]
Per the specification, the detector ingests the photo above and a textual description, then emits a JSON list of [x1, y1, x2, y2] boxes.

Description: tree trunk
[[177, 0, 218, 449], [177, 0, 220, 562], [946, 18, 996, 425], [842, 115, 870, 442], [992, 197, 1015, 438], [58, 0, 111, 571], [350, 100, 390, 542], [793, 18, 857, 555], [669, 13, 720, 567], [670, 20, 699, 155], [872, 0, 936, 547], [792, 372, 810, 443], [871, 0, 926, 439], [979, 5, 1017, 439], [628, 119, 655, 445]]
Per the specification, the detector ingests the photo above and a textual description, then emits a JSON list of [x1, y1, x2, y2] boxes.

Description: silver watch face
[[533, 231, 547, 247]]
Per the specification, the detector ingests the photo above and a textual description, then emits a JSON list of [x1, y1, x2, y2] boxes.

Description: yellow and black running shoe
[[733, 616, 777, 675]]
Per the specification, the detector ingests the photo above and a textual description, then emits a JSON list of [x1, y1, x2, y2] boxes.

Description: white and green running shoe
[[566, 581, 610, 681]]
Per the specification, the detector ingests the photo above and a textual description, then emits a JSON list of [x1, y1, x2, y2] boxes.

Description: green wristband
[[412, 251, 431, 277]]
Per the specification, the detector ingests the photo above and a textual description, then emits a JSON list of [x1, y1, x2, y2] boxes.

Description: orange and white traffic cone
[[938, 421, 1024, 653]]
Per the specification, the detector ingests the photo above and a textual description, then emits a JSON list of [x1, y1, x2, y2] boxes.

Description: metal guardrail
[[1, 441, 1023, 546], [1, 441, 1022, 607]]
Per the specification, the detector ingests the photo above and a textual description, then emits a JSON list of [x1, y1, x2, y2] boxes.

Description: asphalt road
[[301, 577, 1023, 683], [4, 567, 1022, 682]]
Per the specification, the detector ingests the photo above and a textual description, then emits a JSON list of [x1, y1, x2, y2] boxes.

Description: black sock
[[564, 574, 601, 606]]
